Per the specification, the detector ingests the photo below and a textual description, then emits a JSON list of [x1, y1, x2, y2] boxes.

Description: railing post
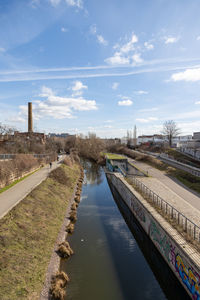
[[185, 218, 187, 232], [194, 226, 196, 240]]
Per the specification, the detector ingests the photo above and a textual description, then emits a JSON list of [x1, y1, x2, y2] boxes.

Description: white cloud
[[164, 36, 179, 44], [120, 33, 138, 53], [104, 125, 113, 129], [136, 118, 149, 123], [195, 101, 200, 104], [105, 32, 140, 66], [144, 42, 154, 50], [90, 24, 97, 35], [136, 90, 148, 95], [71, 80, 87, 96], [49, 0, 83, 8], [118, 99, 133, 106], [49, 0, 61, 6], [112, 82, 119, 90], [105, 53, 130, 65], [132, 53, 143, 64], [61, 27, 68, 32], [65, 0, 83, 8], [90, 25, 108, 46], [171, 68, 200, 82], [197, 36, 200, 41], [97, 35, 108, 46], [0, 47, 6, 53], [136, 117, 158, 123], [19, 85, 97, 121]]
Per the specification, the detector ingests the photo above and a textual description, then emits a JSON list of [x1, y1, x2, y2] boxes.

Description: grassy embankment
[[0, 162, 80, 300]]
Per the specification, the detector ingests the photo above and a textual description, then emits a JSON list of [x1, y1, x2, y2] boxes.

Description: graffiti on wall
[[149, 220, 171, 262], [175, 254, 200, 300], [149, 220, 200, 299], [130, 198, 146, 223]]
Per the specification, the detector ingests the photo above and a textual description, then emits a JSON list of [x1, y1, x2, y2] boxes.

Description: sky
[[1, 0, 200, 138]]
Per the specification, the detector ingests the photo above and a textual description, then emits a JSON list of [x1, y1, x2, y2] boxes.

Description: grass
[[104, 152, 126, 160], [0, 168, 40, 194], [0, 163, 80, 300], [165, 148, 200, 168], [168, 169, 200, 194]]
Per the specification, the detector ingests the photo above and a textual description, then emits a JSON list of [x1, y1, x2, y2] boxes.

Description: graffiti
[[130, 199, 146, 223], [175, 254, 200, 300], [149, 221, 170, 262]]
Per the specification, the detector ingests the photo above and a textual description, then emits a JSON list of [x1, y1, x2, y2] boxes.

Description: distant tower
[[133, 125, 137, 146], [28, 102, 33, 133]]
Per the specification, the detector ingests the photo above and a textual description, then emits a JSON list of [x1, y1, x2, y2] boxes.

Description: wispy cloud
[[195, 101, 200, 104], [2, 58, 200, 82], [118, 99, 133, 106], [144, 42, 154, 50], [97, 35, 108, 46], [49, 0, 83, 8], [112, 82, 119, 90], [61, 27, 68, 32], [135, 90, 148, 95], [90, 25, 108, 46], [136, 117, 158, 123], [164, 36, 179, 44], [0, 47, 6, 53], [105, 32, 140, 66], [71, 80, 87, 96]]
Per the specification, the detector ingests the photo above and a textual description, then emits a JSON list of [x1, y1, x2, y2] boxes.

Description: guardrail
[[131, 176, 200, 243]]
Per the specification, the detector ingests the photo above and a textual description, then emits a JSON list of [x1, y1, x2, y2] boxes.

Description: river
[[60, 161, 189, 300]]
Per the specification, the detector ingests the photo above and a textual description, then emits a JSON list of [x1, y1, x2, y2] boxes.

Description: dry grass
[[49, 167, 69, 185], [50, 271, 69, 300], [66, 223, 75, 234], [0, 163, 80, 300], [57, 241, 74, 258]]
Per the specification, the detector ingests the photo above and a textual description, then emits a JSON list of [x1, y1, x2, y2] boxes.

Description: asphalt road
[[0, 158, 63, 219]]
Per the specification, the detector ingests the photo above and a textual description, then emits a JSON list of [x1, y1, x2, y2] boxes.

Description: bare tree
[[162, 120, 180, 147]]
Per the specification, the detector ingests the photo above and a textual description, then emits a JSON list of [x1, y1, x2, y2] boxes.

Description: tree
[[162, 120, 180, 147]]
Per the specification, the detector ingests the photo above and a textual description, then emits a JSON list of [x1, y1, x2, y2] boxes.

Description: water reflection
[[107, 181, 190, 300], [81, 159, 103, 185]]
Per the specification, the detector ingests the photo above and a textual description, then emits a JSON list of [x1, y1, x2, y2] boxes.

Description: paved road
[[0, 157, 64, 219], [130, 159, 200, 211]]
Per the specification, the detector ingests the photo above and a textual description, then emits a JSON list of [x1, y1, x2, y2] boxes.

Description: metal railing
[[131, 176, 200, 243]]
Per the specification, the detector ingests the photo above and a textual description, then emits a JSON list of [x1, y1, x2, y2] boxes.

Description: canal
[[61, 161, 189, 300]]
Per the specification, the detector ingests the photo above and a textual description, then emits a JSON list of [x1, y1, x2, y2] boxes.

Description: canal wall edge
[[106, 172, 200, 300]]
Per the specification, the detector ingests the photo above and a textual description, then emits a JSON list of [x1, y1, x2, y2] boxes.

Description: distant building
[[49, 133, 70, 138], [177, 132, 200, 160]]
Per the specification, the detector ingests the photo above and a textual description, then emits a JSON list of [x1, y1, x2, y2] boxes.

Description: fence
[[131, 176, 200, 243], [0, 153, 54, 160]]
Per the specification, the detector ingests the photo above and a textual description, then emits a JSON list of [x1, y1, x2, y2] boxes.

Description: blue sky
[[1, 0, 200, 138]]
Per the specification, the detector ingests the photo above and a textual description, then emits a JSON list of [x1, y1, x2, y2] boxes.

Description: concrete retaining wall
[[106, 172, 200, 299]]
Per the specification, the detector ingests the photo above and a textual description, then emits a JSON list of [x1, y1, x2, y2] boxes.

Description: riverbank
[[0, 162, 80, 300]]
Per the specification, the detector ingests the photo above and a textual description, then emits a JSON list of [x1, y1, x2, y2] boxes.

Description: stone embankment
[[106, 172, 200, 300]]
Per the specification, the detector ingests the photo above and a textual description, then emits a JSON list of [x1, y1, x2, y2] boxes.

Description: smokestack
[[28, 102, 33, 133]]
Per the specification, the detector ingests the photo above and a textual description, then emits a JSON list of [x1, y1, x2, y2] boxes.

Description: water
[[61, 161, 189, 300]]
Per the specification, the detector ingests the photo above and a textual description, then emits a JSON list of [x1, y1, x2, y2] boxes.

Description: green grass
[[0, 163, 80, 300], [168, 169, 200, 194], [0, 168, 40, 194], [104, 153, 126, 160]]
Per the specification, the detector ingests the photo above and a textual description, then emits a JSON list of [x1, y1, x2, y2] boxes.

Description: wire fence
[[131, 176, 200, 243]]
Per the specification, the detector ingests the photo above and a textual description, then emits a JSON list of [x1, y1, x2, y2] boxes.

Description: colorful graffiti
[[130, 199, 146, 223], [175, 254, 200, 300], [149, 220, 200, 299]]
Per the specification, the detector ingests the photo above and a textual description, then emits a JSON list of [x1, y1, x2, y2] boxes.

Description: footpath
[[0, 158, 63, 219], [130, 159, 200, 211]]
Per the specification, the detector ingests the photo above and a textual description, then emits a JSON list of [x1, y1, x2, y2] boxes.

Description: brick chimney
[[28, 102, 33, 133]]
